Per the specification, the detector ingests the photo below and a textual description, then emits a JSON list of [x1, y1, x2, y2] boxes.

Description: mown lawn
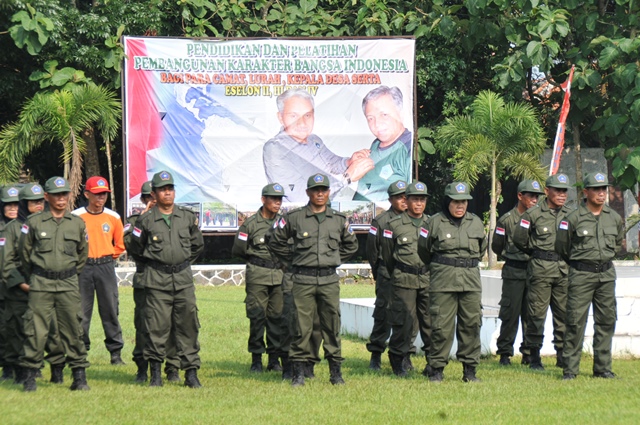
[[2, 284, 639, 425]]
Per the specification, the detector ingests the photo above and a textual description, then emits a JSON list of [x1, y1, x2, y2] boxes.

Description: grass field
[[2, 284, 639, 425]]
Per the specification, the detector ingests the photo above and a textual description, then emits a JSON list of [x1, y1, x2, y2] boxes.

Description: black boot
[[304, 361, 315, 378], [50, 363, 65, 384], [403, 354, 414, 371], [462, 364, 480, 382], [1, 365, 14, 381], [388, 353, 407, 377], [166, 365, 181, 382], [13, 366, 26, 385], [521, 353, 532, 365], [250, 353, 263, 373], [328, 359, 345, 385], [529, 348, 545, 370], [281, 354, 292, 380], [135, 359, 148, 383], [34, 368, 43, 379], [23, 368, 38, 392], [291, 362, 305, 387], [69, 368, 90, 391], [110, 350, 125, 366], [184, 368, 202, 388], [422, 364, 433, 377], [266, 353, 282, 372], [499, 354, 511, 366], [428, 366, 444, 383], [555, 349, 564, 368], [369, 352, 382, 371], [149, 360, 163, 387]]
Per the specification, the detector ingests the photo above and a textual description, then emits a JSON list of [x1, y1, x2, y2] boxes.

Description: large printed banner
[[123, 37, 415, 230]]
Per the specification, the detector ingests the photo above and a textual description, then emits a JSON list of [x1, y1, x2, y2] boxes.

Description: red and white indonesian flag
[[550, 65, 575, 176]]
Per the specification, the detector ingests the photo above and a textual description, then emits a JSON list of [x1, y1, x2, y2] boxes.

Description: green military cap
[[307, 173, 330, 189], [545, 173, 570, 189], [45, 176, 71, 194], [583, 172, 611, 188], [141, 181, 153, 195], [405, 180, 428, 196], [151, 170, 174, 188], [517, 179, 544, 194], [444, 181, 473, 200], [19, 183, 45, 200], [262, 183, 285, 196], [1, 185, 20, 203], [387, 180, 407, 196]]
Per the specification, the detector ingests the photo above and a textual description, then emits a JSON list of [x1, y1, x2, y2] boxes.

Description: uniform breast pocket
[[534, 225, 553, 242], [148, 233, 165, 253], [436, 229, 457, 251], [327, 231, 341, 251], [63, 233, 80, 256], [575, 225, 597, 250], [251, 234, 266, 249], [603, 226, 618, 250], [295, 234, 314, 251], [395, 234, 414, 258], [36, 234, 54, 253], [467, 229, 485, 254], [178, 228, 191, 249]]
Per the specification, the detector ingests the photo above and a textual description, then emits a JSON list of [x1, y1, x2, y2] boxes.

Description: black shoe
[[184, 368, 202, 388], [291, 362, 305, 387], [50, 364, 65, 384], [69, 368, 90, 391], [593, 371, 616, 379], [529, 348, 545, 371], [563, 373, 577, 380], [34, 369, 43, 379], [1, 365, 14, 381], [110, 350, 125, 366], [369, 352, 382, 371], [403, 354, 414, 371], [266, 353, 282, 372], [250, 353, 263, 373], [462, 364, 480, 382], [135, 359, 148, 383], [304, 361, 315, 379], [281, 354, 292, 380], [555, 349, 564, 368], [149, 360, 163, 387], [13, 366, 26, 385], [521, 354, 532, 365], [23, 368, 37, 392], [499, 354, 511, 366], [428, 367, 444, 383], [422, 364, 433, 377], [328, 359, 345, 385], [388, 353, 407, 377], [166, 365, 181, 382]]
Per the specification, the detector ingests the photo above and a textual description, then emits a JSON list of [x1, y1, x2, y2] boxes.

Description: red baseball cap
[[85, 176, 111, 194]]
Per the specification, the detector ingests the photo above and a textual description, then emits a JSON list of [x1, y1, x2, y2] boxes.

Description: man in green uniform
[[492, 179, 544, 366], [232, 183, 285, 373], [267, 173, 358, 387], [365, 180, 408, 370], [126, 171, 205, 388], [555, 172, 623, 379], [513, 173, 575, 370], [125, 181, 182, 383], [19, 177, 90, 392], [380, 181, 431, 377]]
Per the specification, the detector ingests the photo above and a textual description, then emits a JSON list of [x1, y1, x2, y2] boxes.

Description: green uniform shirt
[[512, 201, 574, 278], [124, 212, 146, 289], [555, 203, 623, 282], [366, 208, 402, 281], [231, 207, 283, 286], [19, 211, 88, 292], [2, 219, 28, 291], [0, 218, 9, 299], [491, 207, 529, 280], [126, 206, 204, 291], [266, 205, 358, 285], [418, 212, 487, 292], [380, 212, 429, 289]]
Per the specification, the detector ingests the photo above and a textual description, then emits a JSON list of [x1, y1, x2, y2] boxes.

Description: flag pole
[[549, 65, 575, 176]]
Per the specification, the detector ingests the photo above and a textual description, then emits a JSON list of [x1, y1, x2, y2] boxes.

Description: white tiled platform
[[340, 264, 640, 358]]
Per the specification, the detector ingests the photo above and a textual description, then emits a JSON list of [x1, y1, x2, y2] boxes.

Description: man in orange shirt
[[73, 176, 126, 364]]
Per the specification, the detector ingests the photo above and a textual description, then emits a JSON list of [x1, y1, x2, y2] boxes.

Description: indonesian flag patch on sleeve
[[123, 223, 132, 232], [132, 227, 142, 237], [559, 221, 569, 230], [278, 218, 286, 229], [495, 227, 505, 236], [369, 226, 377, 236], [419, 227, 429, 238], [383, 229, 393, 239], [519, 219, 530, 229], [21, 224, 29, 234], [0, 238, 5, 246], [238, 232, 248, 241]]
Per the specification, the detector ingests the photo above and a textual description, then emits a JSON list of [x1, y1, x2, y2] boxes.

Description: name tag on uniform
[[559, 221, 568, 230], [238, 232, 248, 241], [132, 227, 142, 237], [383, 229, 393, 238], [369, 226, 377, 236], [21, 224, 29, 234], [495, 227, 505, 236], [419, 228, 429, 238], [519, 219, 530, 229]]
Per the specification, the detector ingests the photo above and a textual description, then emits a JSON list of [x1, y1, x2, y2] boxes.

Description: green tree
[[436, 91, 547, 267]]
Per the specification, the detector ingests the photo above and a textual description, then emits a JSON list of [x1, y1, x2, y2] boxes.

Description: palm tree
[[436, 90, 547, 268], [0, 84, 121, 209]]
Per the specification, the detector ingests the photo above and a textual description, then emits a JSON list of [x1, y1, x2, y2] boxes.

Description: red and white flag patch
[[369, 226, 377, 236], [383, 229, 393, 239], [495, 227, 505, 236], [278, 218, 286, 229], [132, 227, 142, 237], [419, 227, 429, 238], [0, 238, 5, 246], [559, 221, 569, 230], [21, 224, 29, 234], [238, 232, 248, 241], [519, 219, 530, 229]]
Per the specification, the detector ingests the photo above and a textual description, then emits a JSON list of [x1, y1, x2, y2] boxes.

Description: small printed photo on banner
[[201, 201, 237, 229], [130, 202, 146, 216], [177, 202, 202, 227], [338, 201, 375, 228]]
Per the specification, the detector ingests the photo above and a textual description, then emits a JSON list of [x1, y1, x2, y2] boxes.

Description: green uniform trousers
[[132, 288, 179, 369], [388, 285, 430, 357], [144, 286, 200, 370], [496, 278, 530, 357], [290, 281, 341, 363], [20, 290, 89, 370], [429, 291, 482, 368], [245, 283, 284, 354], [0, 300, 5, 367], [525, 274, 567, 351], [563, 278, 616, 376], [366, 265, 394, 354], [282, 273, 322, 362]]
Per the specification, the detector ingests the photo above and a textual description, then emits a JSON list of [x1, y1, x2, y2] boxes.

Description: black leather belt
[[248, 256, 278, 269], [432, 254, 479, 268], [569, 260, 613, 273], [147, 260, 190, 274], [505, 259, 528, 270], [32, 266, 77, 280], [135, 263, 146, 273], [292, 267, 336, 277], [532, 250, 560, 262], [86, 255, 114, 265], [395, 262, 428, 275]]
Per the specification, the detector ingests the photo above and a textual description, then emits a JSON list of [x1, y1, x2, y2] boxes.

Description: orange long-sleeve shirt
[[72, 207, 125, 259]]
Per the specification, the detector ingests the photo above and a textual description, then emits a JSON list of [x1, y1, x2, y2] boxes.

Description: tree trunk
[[83, 127, 101, 178], [573, 123, 582, 188], [488, 159, 499, 268]]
